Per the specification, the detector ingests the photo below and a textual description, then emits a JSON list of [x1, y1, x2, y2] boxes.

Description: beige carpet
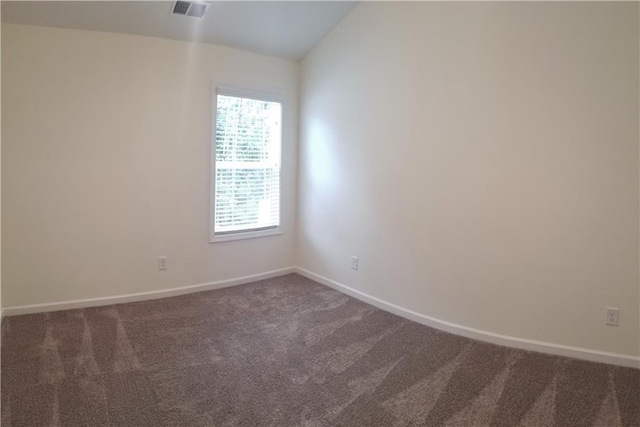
[[2, 273, 639, 426]]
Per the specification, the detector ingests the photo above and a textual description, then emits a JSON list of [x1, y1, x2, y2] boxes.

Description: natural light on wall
[[212, 90, 282, 242]]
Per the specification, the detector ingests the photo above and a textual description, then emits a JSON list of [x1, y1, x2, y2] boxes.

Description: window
[[211, 87, 282, 242]]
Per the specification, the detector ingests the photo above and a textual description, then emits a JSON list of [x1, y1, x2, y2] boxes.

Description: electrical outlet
[[158, 256, 168, 271], [351, 256, 359, 271], [605, 307, 619, 326]]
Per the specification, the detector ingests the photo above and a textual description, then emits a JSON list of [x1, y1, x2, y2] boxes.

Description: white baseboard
[[3, 266, 638, 369], [295, 267, 640, 369], [2, 267, 296, 317]]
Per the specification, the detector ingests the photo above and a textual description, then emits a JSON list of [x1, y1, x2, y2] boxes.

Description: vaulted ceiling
[[1, 1, 358, 60]]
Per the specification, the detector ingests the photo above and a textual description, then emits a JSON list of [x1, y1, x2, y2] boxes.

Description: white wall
[[3, 4, 640, 361], [2, 24, 298, 307], [298, 2, 640, 357], [0, 15, 3, 318]]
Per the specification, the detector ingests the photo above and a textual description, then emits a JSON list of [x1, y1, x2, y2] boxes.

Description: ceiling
[[1, 1, 358, 60]]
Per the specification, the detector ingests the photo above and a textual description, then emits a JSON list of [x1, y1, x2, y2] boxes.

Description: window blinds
[[214, 93, 282, 235]]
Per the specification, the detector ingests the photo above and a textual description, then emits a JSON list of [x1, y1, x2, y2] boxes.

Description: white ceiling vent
[[172, 1, 210, 19]]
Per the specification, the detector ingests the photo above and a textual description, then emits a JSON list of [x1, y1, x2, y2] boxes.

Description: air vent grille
[[173, 1, 190, 15], [187, 3, 208, 18], [172, 1, 209, 19]]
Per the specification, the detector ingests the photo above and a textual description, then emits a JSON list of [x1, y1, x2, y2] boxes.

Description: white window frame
[[210, 84, 284, 243]]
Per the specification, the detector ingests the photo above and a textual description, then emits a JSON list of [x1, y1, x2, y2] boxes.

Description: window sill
[[210, 227, 283, 243]]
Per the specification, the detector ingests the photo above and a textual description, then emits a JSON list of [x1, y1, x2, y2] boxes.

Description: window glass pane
[[214, 93, 281, 235]]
